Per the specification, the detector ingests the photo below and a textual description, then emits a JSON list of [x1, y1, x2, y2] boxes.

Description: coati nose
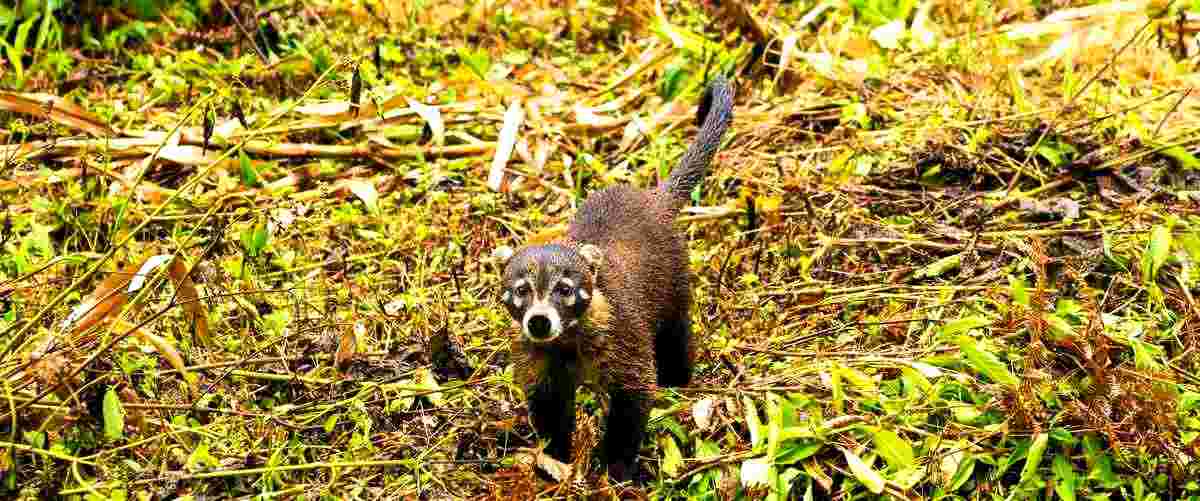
[[526, 315, 553, 340]]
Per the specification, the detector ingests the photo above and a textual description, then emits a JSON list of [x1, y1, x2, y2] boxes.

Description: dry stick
[[0, 440, 96, 465], [157, 351, 390, 374], [1152, 87, 1192, 139]]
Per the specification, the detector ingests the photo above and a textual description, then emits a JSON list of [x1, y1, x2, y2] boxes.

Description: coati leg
[[654, 312, 693, 387], [602, 385, 651, 482], [655, 273, 694, 387], [526, 357, 577, 463]]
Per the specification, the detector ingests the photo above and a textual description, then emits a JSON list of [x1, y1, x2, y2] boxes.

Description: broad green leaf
[[1159, 145, 1200, 169], [1020, 432, 1049, 486], [1180, 232, 1200, 263], [458, 48, 491, 80], [838, 366, 876, 395], [1044, 314, 1076, 341], [941, 316, 992, 337], [775, 440, 822, 464], [958, 335, 1019, 389], [239, 150, 259, 187], [871, 428, 915, 471], [1130, 337, 1164, 371], [1052, 454, 1076, 501], [773, 468, 803, 501], [1101, 231, 1130, 271], [1009, 274, 1030, 307], [695, 438, 721, 460], [660, 435, 683, 477], [743, 395, 764, 448], [1180, 391, 1200, 412], [1143, 224, 1172, 283], [914, 252, 961, 279], [947, 453, 975, 491], [892, 466, 926, 489], [841, 447, 885, 494], [241, 222, 270, 257], [103, 388, 125, 440], [1036, 143, 1066, 166], [659, 66, 688, 101], [766, 393, 783, 465]]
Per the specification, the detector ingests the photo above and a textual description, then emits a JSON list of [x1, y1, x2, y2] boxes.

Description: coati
[[492, 75, 734, 481]]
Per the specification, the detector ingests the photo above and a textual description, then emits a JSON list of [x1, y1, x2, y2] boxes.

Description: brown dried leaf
[[534, 449, 573, 482], [113, 318, 196, 391], [154, 145, 212, 166], [336, 321, 360, 370], [166, 258, 211, 346], [63, 263, 140, 336], [487, 100, 525, 192], [0, 91, 115, 136]]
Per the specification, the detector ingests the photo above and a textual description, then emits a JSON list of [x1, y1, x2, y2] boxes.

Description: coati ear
[[578, 244, 603, 270], [491, 245, 515, 265]]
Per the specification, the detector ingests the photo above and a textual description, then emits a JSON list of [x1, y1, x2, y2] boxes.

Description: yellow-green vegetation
[[2, 0, 1200, 499]]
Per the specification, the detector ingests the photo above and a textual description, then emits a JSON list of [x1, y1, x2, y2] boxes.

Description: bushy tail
[[660, 74, 734, 204]]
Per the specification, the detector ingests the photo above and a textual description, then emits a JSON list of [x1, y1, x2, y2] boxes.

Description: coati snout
[[493, 75, 734, 483], [493, 243, 603, 343]]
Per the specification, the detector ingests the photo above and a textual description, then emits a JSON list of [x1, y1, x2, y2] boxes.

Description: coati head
[[492, 243, 603, 343]]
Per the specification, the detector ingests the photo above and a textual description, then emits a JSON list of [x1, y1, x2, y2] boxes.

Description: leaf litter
[[0, 0, 1199, 499]]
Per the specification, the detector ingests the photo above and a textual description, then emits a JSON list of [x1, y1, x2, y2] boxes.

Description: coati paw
[[607, 459, 639, 483]]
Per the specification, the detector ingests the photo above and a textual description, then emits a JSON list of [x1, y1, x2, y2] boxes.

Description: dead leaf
[[336, 321, 361, 370], [0, 91, 115, 136], [429, 323, 472, 381], [112, 318, 196, 391], [62, 262, 140, 336], [488, 100, 525, 192], [119, 386, 146, 432], [693, 398, 716, 430], [405, 97, 446, 146], [295, 101, 352, 117], [534, 449, 573, 482], [154, 145, 212, 166], [25, 350, 78, 402], [166, 258, 211, 346]]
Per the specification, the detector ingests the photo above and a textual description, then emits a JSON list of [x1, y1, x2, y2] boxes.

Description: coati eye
[[515, 283, 532, 296]]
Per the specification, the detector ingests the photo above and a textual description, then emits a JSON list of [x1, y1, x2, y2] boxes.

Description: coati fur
[[493, 75, 734, 482]]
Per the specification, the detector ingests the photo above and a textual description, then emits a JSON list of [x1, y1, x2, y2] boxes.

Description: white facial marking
[[513, 294, 524, 309], [522, 299, 563, 342], [560, 278, 576, 289], [578, 289, 590, 301]]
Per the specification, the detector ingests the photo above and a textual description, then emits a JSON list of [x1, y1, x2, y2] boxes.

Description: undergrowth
[[2, 0, 1200, 499]]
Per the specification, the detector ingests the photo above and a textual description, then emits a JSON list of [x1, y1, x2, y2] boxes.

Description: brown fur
[[496, 75, 734, 482]]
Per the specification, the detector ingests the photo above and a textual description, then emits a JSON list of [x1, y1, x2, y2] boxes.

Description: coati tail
[[660, 74, 734, 204]]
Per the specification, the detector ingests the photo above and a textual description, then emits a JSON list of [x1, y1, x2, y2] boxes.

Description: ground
[[2, 0, 1200, 499]]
